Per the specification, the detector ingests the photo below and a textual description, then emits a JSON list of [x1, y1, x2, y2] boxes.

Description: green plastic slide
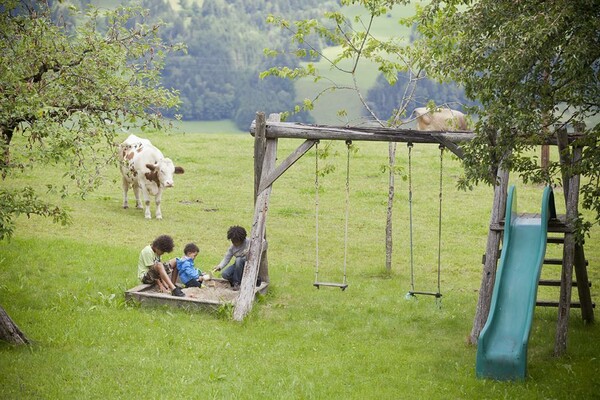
[[476, 185, 556, 380]]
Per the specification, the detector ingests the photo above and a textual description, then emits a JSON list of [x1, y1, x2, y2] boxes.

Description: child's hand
[[213, 266, 221, 273]]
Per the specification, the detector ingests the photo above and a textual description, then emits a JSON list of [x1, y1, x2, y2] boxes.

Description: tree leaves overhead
[[413, 0, 600, 232]]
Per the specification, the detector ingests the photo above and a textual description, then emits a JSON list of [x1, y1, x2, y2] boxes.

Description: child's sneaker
[[171, 287, 185, 297]]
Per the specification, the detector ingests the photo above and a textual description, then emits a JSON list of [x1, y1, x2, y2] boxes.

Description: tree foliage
[[412, 0, 600, 232], [0, 0, 183, 240], [262, 0, 422, 126]]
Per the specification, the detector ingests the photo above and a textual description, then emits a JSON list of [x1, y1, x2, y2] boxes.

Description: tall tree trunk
[[385, 142, 397, 271], [0, 305, 30, 345]]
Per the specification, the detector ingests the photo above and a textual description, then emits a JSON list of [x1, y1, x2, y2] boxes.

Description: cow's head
[[145, 158, 184, 188]]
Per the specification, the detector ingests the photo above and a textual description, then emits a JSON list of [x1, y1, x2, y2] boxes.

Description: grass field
[[1, 129, 599, 399]]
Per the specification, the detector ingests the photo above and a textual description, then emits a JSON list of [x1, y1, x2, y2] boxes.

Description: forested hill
[[49, 0, 472, 129], [137, 0, 339, 128], [46, 0, 337, 129]]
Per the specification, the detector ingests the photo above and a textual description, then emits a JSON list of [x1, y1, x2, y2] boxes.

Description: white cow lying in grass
[[412, 107, 469, 131], [119, 134, 184, 219]]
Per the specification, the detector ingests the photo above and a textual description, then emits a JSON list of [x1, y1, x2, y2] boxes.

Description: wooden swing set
[[234, 112, 471, 321], [234, 112, 593, 357]]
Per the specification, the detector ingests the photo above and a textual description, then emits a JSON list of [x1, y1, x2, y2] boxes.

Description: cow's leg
[[155, 190, 163, 220], [137, 183, 152, 219], [121, 177, 129, 209], [133, 182, 143, 209], [143, 194, 152, 219]]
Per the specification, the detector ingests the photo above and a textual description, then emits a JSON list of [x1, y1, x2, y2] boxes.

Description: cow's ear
[[146, 163, 156, 171], [174, 166, 185, 174]]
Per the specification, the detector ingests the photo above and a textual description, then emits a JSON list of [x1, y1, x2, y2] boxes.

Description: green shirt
[[137, 245, 159, 280]]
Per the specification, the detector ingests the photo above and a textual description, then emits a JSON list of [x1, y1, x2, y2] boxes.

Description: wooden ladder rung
[[538, 279, 592, 287], [536, 300, 596, 309], [543, 258, 588, 266]]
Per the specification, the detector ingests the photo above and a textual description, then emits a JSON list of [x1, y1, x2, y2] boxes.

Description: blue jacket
[[177, 256, 201, 285]]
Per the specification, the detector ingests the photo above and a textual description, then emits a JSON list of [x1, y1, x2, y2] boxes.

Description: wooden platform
[[490, 214, 571, 233], [125, 278, 269, 310]]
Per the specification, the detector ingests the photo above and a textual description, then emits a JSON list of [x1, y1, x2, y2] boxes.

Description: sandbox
[[125, 278, 268, 310]]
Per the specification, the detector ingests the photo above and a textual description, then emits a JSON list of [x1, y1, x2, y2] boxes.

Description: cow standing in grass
[[119, 134, 184, 219], [412, 107, 469, 131]]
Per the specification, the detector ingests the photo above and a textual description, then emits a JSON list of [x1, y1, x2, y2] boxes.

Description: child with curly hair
[[137, 234, 185, 297], [213, 225, 249, 291]]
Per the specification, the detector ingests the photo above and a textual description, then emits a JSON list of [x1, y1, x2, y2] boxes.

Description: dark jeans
[[185, 279, 202, 288], [221, 256, 246, 286]]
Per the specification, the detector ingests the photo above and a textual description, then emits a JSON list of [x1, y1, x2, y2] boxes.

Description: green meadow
[[1, 129, 599, 399]]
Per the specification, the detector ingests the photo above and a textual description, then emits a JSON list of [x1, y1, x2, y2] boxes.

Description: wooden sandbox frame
[[125, 278, 269, 311]]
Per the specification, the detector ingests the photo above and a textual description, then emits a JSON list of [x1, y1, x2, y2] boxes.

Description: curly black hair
[[183, 242, 200, 255], [152, 235, 175, 253], [226, 225, 247, 242]]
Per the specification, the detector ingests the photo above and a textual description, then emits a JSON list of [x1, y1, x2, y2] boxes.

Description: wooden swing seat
[[314, 282, 348, 291], [408, 290, 442, 298]]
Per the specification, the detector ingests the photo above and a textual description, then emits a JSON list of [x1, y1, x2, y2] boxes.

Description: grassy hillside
[[1, 129, 599, 398]]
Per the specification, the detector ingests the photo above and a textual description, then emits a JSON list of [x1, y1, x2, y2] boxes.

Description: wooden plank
[[537, 301, 596, 309], [254, 112, 267, 201], [544, 259, 565, 265], [124, 280, 269, 311], [249, 120, 584, 145], [538, 280, 591, 287], [258, 139, 317, 193], [251, 120, 475, 144], [408, 291, 442, 298], [490, 214, 571, 233], [430, 133, 465, 159], [233, 138, 277, 321], [574, 243, 594, 322], [314, 282, 348, 291]]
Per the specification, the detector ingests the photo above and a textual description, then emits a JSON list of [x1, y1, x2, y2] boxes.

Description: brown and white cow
[[119, 134, 184, 219], [412, 107, 469, 131]]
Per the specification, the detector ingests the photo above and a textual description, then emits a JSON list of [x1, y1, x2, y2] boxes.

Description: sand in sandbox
[[147, 279, 239, 302]]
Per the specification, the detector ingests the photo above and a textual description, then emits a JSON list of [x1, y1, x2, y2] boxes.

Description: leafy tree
[[410, 0, 599, 344], [0, 1, 183, 343]]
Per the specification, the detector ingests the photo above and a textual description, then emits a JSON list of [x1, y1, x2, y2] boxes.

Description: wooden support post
[[253, 113, 280, 284], [565, 123, 593, 324], [555, 177, 578, 355], [234, 137, 277, 321], [254, 112, 267, 201], [554, 140, 582, 355], [469, 167, 509, 345]]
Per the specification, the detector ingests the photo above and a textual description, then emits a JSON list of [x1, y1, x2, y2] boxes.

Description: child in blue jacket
[[173, 243, 207, 288]]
